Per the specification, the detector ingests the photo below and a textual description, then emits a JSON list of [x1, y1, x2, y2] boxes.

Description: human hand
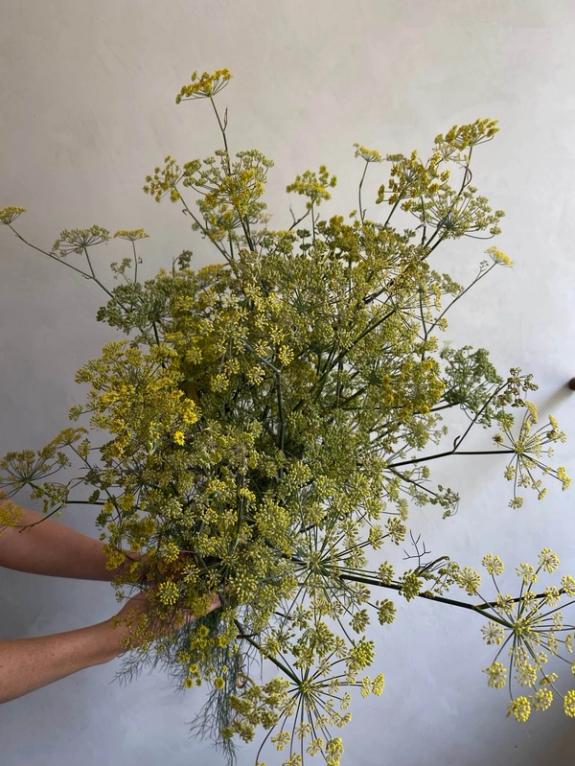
[[113, 549, 197, 586], [110, 587, 221, 649]]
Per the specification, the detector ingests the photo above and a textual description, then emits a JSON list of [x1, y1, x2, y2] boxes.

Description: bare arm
[[0, 616, 127, 703], [0, 499, 221, 703], [0, 500, 140, 581], [0, 590, 221, 704]]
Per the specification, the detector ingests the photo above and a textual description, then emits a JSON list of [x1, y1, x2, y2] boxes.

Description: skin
[[0, 501, 220, 704]]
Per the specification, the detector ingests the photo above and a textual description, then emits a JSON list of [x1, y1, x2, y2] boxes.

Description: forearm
[[0, 502, 141, 581], [0, 592, 217, 704], [0, 618, 126, 704]]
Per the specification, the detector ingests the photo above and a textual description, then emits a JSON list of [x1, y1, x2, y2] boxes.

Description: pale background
[[1, 1, 575, 764]]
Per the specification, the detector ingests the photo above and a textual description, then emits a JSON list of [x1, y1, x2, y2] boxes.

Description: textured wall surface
[[1, 1, 575, 764]]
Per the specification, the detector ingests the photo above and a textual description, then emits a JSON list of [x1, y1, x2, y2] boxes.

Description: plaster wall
[[1, 2, 574, 765]]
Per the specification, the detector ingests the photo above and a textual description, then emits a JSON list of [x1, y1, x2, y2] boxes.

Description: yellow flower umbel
[[533, 688, 553, 711], [0, 206, 26, 224], [486, 245, 513, 267], [173, 430, 185, 446], [484, 661, 507, 689], [353, 143, 383, 163], [563, 690, 575, 717], [157, 580, 179, 606], [113, 228, 149, 241], [474, 549, 575, 722], [495, 405, 570, 508], [175, 68, 232, 103], [0, 494, 23, 534], [455, 566, 481, 595], [507, 695, 531, 723], [482, 553, 504, 576], [52, 225, 110, 256]]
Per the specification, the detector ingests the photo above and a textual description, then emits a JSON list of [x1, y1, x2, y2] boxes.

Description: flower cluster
[[353, 143, 383, 163], [494, 407, 570, 508], [486, 245, 513, 267], [471, 549, 575, 723], [175, 68, 232, 103], [113, 228, 149, 241], [52, 225, 110, 256], [1, 68, 572, 766], [0, 206, 26, 224], [286, 165, 337, 210]]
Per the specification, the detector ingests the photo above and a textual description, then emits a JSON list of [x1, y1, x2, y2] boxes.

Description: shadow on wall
[[545, 713, 575, 766], [537, 379, 575, 416]]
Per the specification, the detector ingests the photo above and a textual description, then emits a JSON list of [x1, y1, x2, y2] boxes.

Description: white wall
[[1, 1, 575, 764]]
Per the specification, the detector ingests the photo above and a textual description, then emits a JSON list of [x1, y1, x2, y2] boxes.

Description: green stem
[[387, 448, 516, 469], [234, 619, 300, 684], [358, 161, 369, 225], [335, 569, 512, 628]]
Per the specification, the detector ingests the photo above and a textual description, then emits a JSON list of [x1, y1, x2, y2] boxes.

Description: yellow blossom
[[538, 547, 560, 574], [157, 580, 179, 606], [482, 553, 504, 576], [507, 696, 531, 723], [486, 245, 513, 266], [173, 430, 185, 446], [353, 143, 383, 163], [484, 661, 506, 689], [0, 206, 26, 224], [175, 68, 232, 103], [113, 228, 149, 241], [564, 690, 575, 717], [532, 688, 553, 711]]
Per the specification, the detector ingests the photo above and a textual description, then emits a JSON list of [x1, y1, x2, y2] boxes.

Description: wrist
[[90, 618, 132, 665], [102, 549, 147, 583]]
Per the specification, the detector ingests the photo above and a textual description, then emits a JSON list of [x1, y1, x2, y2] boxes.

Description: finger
[[208, 593, 222, 611], [180, 609, 195, 625]]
